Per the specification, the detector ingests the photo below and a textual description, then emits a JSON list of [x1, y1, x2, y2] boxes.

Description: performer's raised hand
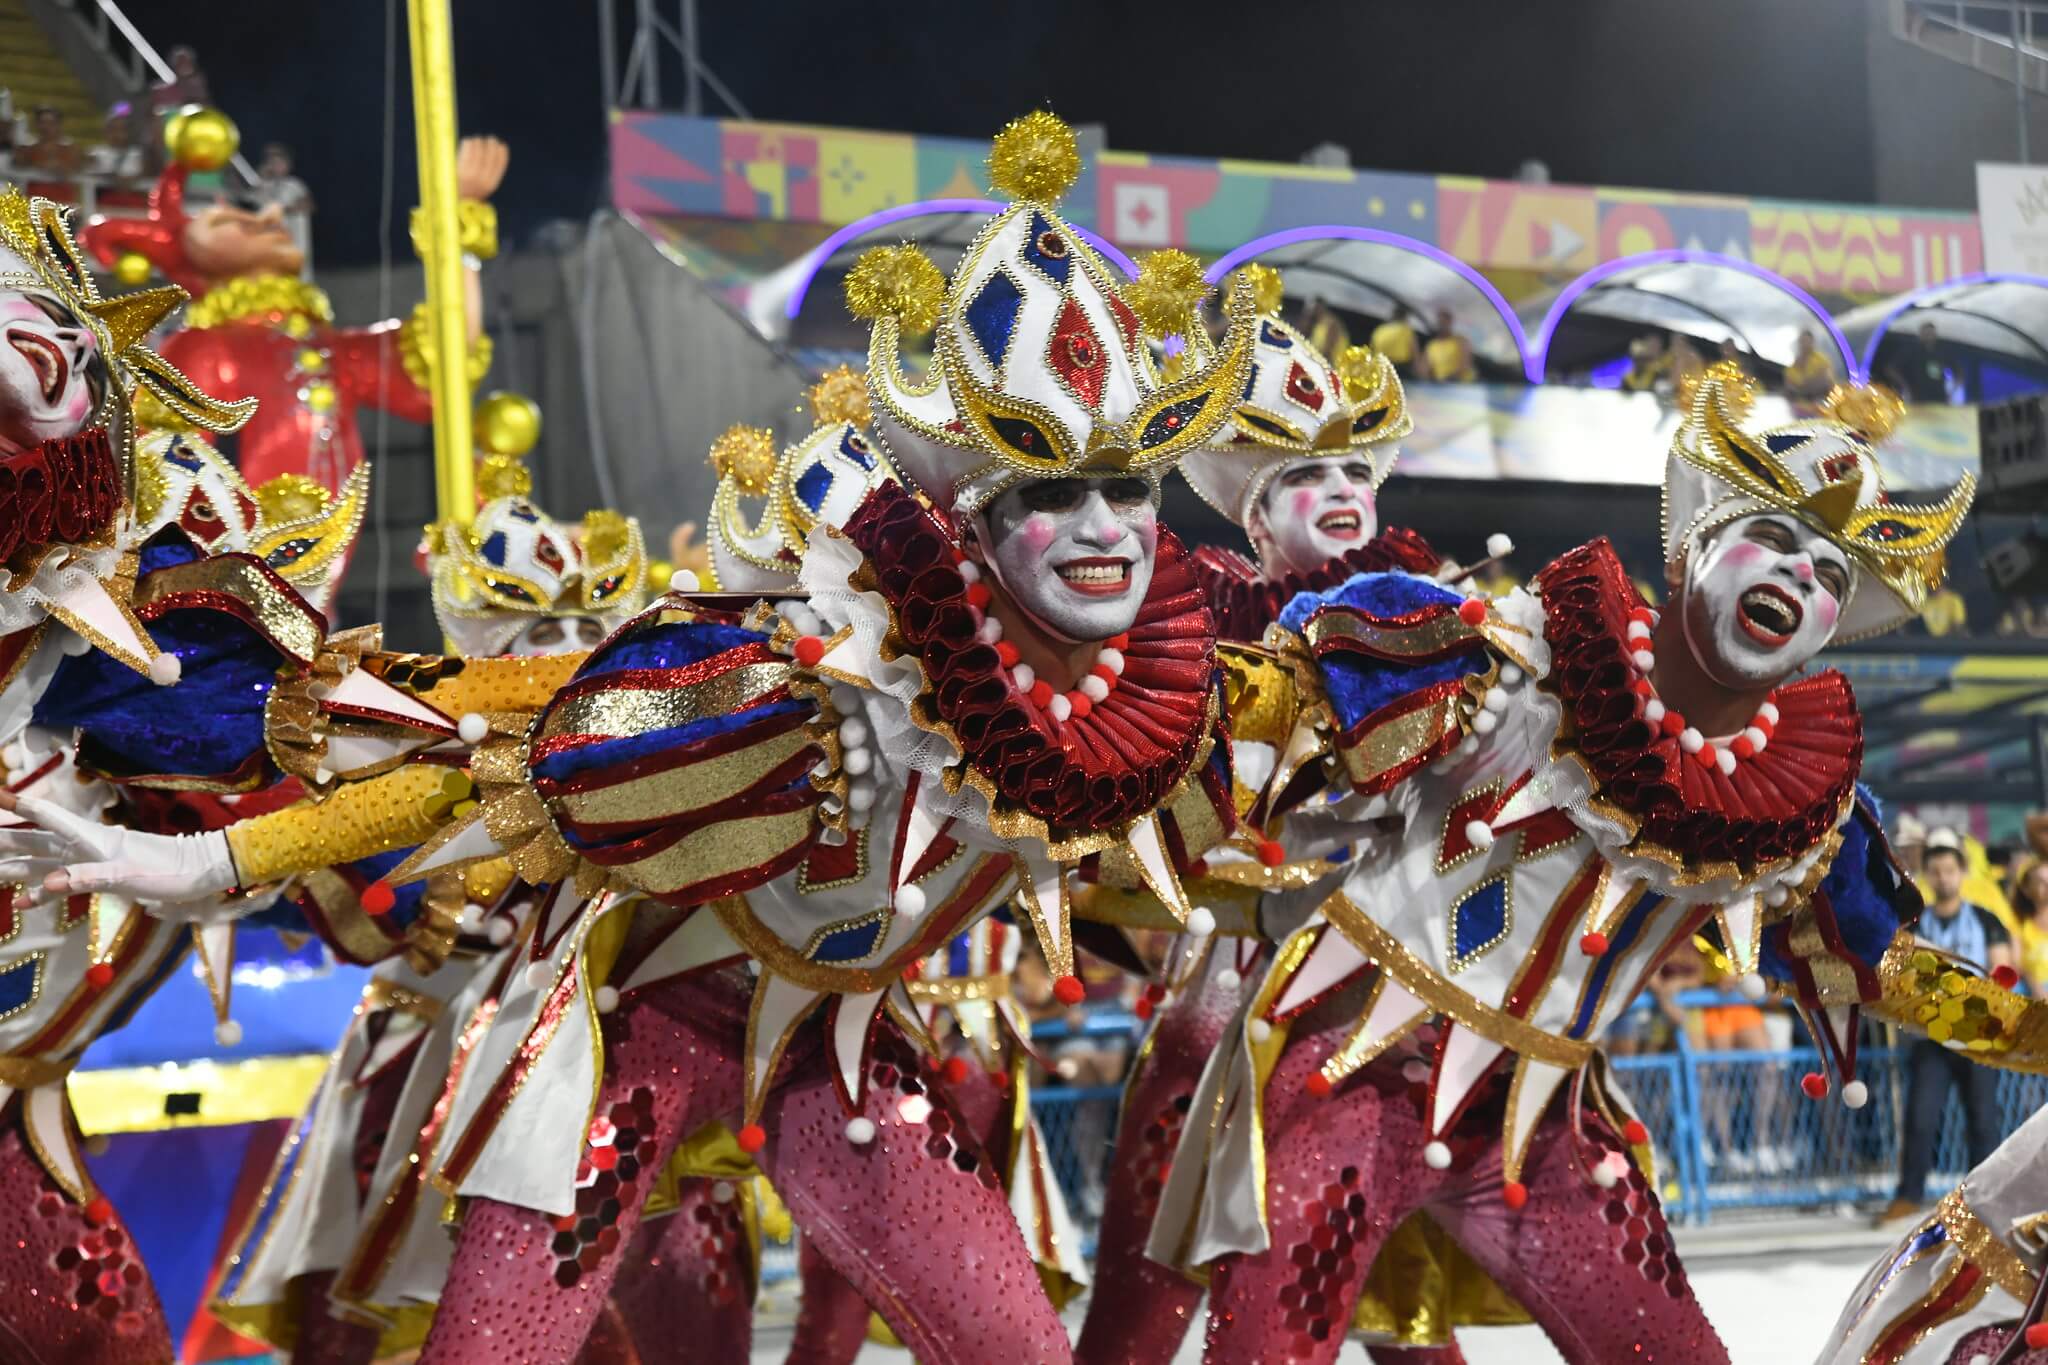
[[456, 135, 510, 201], [0, 791, 238, 909]]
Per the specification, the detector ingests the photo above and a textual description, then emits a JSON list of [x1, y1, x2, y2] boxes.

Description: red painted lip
[[6, 328, 65, 403], [1054, 556, 1134, 598], [1316, 508, 1365, 541], [1736, 582, 1802, 647]]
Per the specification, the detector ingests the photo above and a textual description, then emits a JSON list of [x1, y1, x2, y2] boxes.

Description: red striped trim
[[1505, 855, 1603, 1019], [1868, 1263, 1982, 1365], [532, 707, 810, 795], [436, 966, 581, 1190], [560, 752, 821, 860]]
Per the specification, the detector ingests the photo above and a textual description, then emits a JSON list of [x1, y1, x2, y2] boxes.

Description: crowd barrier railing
[[1026, 994, 2048, 1234]]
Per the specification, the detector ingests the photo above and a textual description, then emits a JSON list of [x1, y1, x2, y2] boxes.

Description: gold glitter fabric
[[375, 651, 585, 719], [226, 765, 467, 885], [1871, 936, 2048, 1069]]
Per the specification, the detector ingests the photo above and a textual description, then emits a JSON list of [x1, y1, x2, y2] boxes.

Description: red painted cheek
[[1289, 488, 1320, 520], [1135, 517, 1157, 553], [1815, 595, 1839, 628], [1020, 514, 1056, 555], [1723, 543, 1763, 569]]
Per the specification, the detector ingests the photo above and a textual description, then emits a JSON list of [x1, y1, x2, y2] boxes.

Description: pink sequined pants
[[1199, 1011, 1729, 1365], [1075, 977, 1464, 1365], [0, 1116, 173, 1364], [784, 1058, 1012, 1365], [420, 970, 1067, 1364]]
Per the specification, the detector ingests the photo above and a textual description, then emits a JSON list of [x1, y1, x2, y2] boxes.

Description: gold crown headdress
[[847, 112, 1257, 518], [425, 394, 648, 654], [706, 366, 897, 591], [135, 430, 369, 613], [1179, 262, 1411, 528], [1665, 361, 1974, 640]]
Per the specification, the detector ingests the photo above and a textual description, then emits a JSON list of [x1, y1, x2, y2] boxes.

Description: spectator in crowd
[[1715, 337, 1752, 380], [1621, 333, 1672, 393], [1886, 321, 1956, 404], [2015, 857, 2048, 995], [1782, 329, 1838, 405], [1421, 305, 1476, 381], [18, 106, 81, 178], [1369, 313, 1419, 374], [250, 142, 314, 266], [1881, 832, 2013, 1220], [149, 45, 210, 115], [85, 105, 144, 181]]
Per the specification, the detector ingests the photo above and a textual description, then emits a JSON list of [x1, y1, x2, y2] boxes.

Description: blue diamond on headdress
[[1021, 212, 1073, 285], [1260, 320, 1294, 348], [1447, 873, 1510, 972], [164, 437, 203, 471], [837, 430, 877, 470], [0, 955, 40, 1020], [809, 914, 886, 963], [965, 270, 1024, 370], [1764, 432, 1812, 454], [793, 460, 833, 513], [479, 530, 509, 566]]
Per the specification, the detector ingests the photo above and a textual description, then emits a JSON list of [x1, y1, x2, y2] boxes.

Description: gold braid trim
[[1320, 890, 1596, 1069], [185, 274, 334, 332], [403, 871, 468, 975], [906, 974, 1011, 1006], [1072, 880, 1263, 936], [361, 978, 445, 1023], [1869, 933, 2048, 1071], [1938, 1188, 2041, 1304], [397, 301, 493, 393], [409, 200, 498, 261], [225, 765, 462, 885]]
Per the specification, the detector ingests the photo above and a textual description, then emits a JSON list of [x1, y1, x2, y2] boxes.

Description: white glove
[[0, 791, 239, 910]]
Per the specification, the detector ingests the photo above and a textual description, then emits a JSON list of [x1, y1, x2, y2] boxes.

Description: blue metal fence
[[1027, 999, 2048, 1234]]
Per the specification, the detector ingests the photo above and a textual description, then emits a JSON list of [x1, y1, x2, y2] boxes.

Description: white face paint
[[510, 615, 606, 657], [1680, 513, 1852, 688], [1250, 456, 1378, 577], [0, 286, 101, 456], [978, 476, 1158, 643]]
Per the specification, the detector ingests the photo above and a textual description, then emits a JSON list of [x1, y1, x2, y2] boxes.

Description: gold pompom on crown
[[1231, 263, 1286, 317], [1335, 344, 1392, 403], [986, 110, 1081, 204], [582, 508, 630, 564], [1822, 381, 1907, 443], [255, 473, 328, 526], [1124, 249, 1212, 339], [709, 424, 778, 496], [475, 453, 532, 499], [806, 364, 872, 428], [844, 244, 945, 337]]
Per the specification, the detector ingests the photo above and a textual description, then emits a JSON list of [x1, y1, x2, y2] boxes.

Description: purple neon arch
[[1854, 272, 2048, 381], [782, 197, 1139, 321], [1529, 250, 1855, 385], [1203, 226, 1533, 370]]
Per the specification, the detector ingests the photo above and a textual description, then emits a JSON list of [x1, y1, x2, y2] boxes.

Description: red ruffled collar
[[843, 484, 1216, 839], [1190, 527, 1442, 642], [0, 428, 120, 572], [1535, 538, 1860, 876]]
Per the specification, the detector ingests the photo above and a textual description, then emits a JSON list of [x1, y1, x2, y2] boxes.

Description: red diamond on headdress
[[1286, 361, 1325, 413], [1050, 297, 1109, 411]]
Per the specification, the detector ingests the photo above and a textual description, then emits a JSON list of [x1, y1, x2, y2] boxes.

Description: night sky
[[109, 0, 1881, 267]]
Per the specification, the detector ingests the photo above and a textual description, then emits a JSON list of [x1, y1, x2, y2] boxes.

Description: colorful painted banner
[[611, 112, 1984, 294]]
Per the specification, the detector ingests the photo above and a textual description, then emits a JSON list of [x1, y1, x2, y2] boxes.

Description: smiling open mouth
[[7, 329, 65, 404], [1316, 509, 1364, 539], [1737, 584, 1803, 646], [1055, 557, 1133, 597]]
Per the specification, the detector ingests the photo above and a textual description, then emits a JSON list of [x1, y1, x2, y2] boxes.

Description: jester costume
[[1138, 366, 2035, 1364], [208, 443, 657, 1364], [1077, 296, 1512, 1365]]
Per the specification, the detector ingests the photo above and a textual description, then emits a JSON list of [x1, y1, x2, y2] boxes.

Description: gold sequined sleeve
[[1867, 933, 2048, 1073], [369, 650, 586, 721], [1219, 643, 1299, 746], [225, 765, 472, 886]]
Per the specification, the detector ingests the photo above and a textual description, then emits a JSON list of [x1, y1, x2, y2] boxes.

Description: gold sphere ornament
[[647, 559, 675, 592], [1126, 249, 1212, 339], [475, 391, 542, 457], [170, 107, 239, 172], [475, 453, 533, 500], [1231, 262, 1286, 317], [114, 251, 152, 286], [255, 474, 328, 526], [1821, 381, 1907, 443], [843, 245, 944, 338], [708, 424, 778, 497]]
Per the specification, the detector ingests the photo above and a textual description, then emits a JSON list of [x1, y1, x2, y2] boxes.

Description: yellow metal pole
[[407, 0, 474, 525]]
